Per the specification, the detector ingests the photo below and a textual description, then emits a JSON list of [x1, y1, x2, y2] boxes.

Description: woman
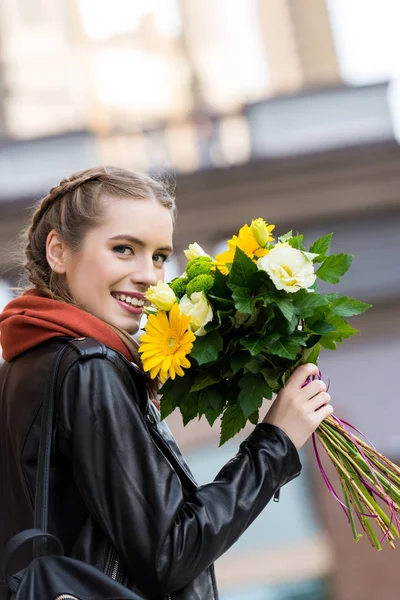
[[0, 166, 332, 600]]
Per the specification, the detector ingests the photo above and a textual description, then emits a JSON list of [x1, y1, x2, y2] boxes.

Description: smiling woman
[[0, 165, 331, 600]]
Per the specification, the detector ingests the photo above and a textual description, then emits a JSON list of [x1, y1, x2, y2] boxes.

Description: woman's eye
[[113, 245, 133, 256], [153, 253, 170, 265]]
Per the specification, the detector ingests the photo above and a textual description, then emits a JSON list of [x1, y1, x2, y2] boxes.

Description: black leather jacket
[[0, 337, 302, 600]]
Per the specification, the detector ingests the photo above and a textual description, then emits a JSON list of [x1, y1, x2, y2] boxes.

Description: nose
[[130, 255, 159, 288]]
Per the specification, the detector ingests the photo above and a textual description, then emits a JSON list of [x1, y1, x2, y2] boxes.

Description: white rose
[[179, 292, 213, 336], [183, 242, 210, 262], [145, 281, 176, 311], [257, 243, 316, 293]]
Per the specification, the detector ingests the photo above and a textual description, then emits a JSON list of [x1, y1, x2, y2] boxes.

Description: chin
[[117, 318, 140, 336]]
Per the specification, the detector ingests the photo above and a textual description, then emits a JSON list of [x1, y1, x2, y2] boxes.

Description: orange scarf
[[0, 289, 134, 363]]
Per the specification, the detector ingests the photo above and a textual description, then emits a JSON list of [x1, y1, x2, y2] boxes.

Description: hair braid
[[28, 170, 105, 237]]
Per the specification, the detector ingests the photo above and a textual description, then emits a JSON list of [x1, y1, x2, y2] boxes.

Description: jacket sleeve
[[57, 354, 302, 597]]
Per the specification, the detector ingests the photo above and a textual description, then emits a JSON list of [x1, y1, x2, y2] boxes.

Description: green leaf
[[159, 393, 178, 420], [258, 292, 275, 307], [245, 357, 264, 374], [287, 234, 306, 250], [229, 247, 258, 288], [205, 409, 220, 426], [269, 337, 303, 360], [197, 391, 209, 416], [320, 315, 359, 349], [230, 350, 252, 373], [279, 230, 292, 242], [238, 373, 272, 417], [316, 253, 354, 284], [179, 392, 199, 425], [215, 308, 235, 328], [294, 290, 328, 318], [190, 331, 223, 365], [309, 233, 333, 260], [190, 372, 220, 392], [332, 296, 372, 317], [240, 333, 270, 356], [276, 298, 297, 322], [320, 337, 337, 350], [308, 320, 336, 334], [201, 386, 225, 425], [302, 343, 321, 365], [208, 295, 235, 311], [197, 386, 223, 414], [233, 311, 251, 327], [273, 310, 299, 336], [210, 266, 231, 299], [325, 292, 339, 302], [219, 403, 247, 446], [328, 315, 359, 338], [261, 368, 281, 393], [159, 373, 193, 420], [248, 410, 259, 425], [229, 285, 254, 314]]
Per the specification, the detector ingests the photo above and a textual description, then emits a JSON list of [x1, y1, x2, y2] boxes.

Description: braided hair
[[22, 165, 176, 394]]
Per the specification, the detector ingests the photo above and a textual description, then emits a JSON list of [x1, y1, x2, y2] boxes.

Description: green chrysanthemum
[[186, 257, 213, 280], [186, 274, 214, 296], [169, 277, 187, 298]]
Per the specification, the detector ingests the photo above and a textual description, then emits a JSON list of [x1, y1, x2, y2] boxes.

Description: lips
[[111, 291, 146, 315], [111, 292, 145, 308]]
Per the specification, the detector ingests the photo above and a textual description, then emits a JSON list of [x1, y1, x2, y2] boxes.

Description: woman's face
[[59, 198, 174, 334]]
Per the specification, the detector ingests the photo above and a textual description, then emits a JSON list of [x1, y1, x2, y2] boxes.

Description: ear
[[46, 230, 68, 274]]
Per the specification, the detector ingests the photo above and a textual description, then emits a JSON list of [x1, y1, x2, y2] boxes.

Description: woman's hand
[[263, 363, 333, 450]]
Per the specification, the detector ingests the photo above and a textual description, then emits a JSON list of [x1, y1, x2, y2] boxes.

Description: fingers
[[286, 363, 319, 389], [307, 391, 331, 413], [312, 402, 334, 426], [299, 379, 327, 401]]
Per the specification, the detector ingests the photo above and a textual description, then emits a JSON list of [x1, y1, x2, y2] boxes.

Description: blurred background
[[1, 1, 400, 598]]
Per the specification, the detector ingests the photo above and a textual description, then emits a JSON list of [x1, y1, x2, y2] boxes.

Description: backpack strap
[[67, 337, 107, 359], [3, 530, 64, 592]]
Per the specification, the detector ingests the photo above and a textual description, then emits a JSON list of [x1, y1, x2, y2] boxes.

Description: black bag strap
[[33, 344, 70, 536], [34, 338, 106, 535], [3, 529, 64, 592]]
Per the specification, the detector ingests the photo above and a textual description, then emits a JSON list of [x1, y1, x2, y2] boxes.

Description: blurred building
[[1, 1, 400, 599]]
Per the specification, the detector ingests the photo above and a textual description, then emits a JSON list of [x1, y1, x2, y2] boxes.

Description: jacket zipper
[[111, 556, 120, 580], [105, 545, 122, 582]]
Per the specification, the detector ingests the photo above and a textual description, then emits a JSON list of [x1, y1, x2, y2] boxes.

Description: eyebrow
[[108, 234, 173, 253]]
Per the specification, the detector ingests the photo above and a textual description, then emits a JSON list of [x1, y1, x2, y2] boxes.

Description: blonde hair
[[22, 165, 176, 393]]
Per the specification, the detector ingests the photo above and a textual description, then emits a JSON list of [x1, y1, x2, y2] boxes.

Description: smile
[[113, 293, 144, 307], [111, 292, 145, 315]]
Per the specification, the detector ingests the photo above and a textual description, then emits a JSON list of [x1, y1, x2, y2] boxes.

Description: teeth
[[114, 293, 144, 307]]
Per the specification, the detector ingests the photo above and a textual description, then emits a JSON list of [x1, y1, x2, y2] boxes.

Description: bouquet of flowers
[[139, 218, 400, 549]]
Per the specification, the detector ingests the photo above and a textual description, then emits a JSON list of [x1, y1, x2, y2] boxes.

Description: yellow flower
[[139, 303, 195, 382], [215, 224, 270, 275], [145, 280, 176, 311], [250, 218, 275, 247]]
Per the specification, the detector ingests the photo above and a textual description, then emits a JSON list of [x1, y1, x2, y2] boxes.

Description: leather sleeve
[[57, 354, 302, 597]]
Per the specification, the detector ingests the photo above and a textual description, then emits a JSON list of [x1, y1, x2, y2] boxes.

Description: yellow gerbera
[[215, 223, 272, 275], [139, 303, 195, 382]]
